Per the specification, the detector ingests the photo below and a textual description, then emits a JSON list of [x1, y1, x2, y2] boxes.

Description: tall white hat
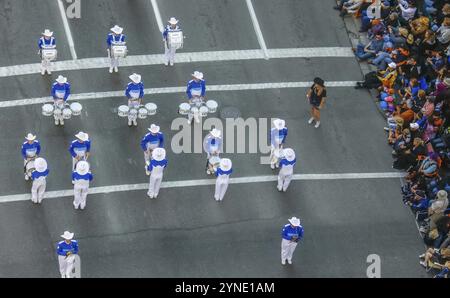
[[110, 25, 123, 34], [129, 73, 142, 83]]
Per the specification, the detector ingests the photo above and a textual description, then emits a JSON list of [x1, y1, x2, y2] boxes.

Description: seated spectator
[[410, 15, 430, 37], [394, 137, 427, 170], [428, 190, 449, 230], [353, 34, 385, 61], [398, 0, 418, 26], [419, 247, 450, 269]]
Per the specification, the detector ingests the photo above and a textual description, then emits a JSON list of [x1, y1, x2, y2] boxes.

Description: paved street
[[0, 0, 427, 277]]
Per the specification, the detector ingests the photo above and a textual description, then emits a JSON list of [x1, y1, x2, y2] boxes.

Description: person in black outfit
[[306, 77, 327, 128]]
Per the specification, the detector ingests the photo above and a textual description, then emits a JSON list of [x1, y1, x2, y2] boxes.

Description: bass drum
[[178, 103, 190, 115], [145, 103, 157, 116], [118, 105, 129, 117], [206, 100, 218, 113], [42, 104, 54, 116], [70, 102, 82, 116]]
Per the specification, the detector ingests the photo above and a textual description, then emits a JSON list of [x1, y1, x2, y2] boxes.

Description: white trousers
[[110, 57, 119, 68], [53, 108, 64, 122], [58, 255, 76, 277], [164, 44, 176, 64], [41, 59, 51, 72], [148, 174, 163, 197], [31, 179, 46, 203], [277, 172, 292, 191], [188, 111, 200, 123], [281, 239, 298, 262], [73, 185, 88, 209], [214, 179, 229, 201], [144, 150, 152, 164], [269, 145, 281, 167]]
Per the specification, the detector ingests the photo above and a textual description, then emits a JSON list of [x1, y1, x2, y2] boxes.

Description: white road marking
[[0, 47, 354, 78], [0, 81, 357, 108], [150, 0, 164, 33], [0, 172, 404, 203], [57, 0, 78, 60], [245, 0, 269, 60]]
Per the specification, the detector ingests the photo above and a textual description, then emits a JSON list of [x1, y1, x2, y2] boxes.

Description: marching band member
[[147, 148, 168, 199], [203, 128, 222, 175], [38, 29, 56, 75], [162, 17, 180, 66], [125, 73, 144, 127], [270, 119, 288, 169], [214, 158, 232, 202], [57, 231, 79, 278], [69, 132, 91, 171], [51, 75, 71, 126], [30, 157, 49, 204], [186, 71, 206, 124], [107, 25, 126, 73], [72, 161, 93, 210], [140, 124, 164, 175], [21, 133, 41, 180], [277, 148, 296, 192], [281, 217, 304, 265]]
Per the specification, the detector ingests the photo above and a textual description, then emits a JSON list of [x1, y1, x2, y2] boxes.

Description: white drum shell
[[70, 102, 82, 116], [206, 100, 218, 113], [118, 105, 129, 117], [145, 103, 157, 116], [62, 108, 72, 120], [138, 108, 148, 119], [178, 103, 190, 115], [42, 104, 54, 116], [111, 45, 127, 58], [25, 159, 36, 179], [168, 31, 183, 50], [199, 106, 208, 117]]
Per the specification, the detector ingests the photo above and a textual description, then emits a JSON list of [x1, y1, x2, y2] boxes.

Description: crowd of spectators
[[334, 0, 450, 277]]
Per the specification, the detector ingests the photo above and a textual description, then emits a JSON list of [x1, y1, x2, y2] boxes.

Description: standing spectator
[[306, 77, 327, 128]]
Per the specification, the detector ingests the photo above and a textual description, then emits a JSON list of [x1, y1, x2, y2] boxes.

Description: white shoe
[[114, 67, 118, 73], [308, 117, 314, 124], [187, 119, 192, 125], [25, 174, 29, 181], [47, 70, 51, 75], [281, 260, 286, 265], [147, 192, 154, 199], [283, 188, 287, 192], [60, 119, 64, 126], [61, 274, 66, 278], [80, 205, 85, 210], [73, 204, 79, 210], [133, 120, 138, 126], [277, 186, 282, 192], [41, 69, 45, 75], [128, 119, 132, 126], [314, 121, 320, 128], [275, 164, 279, 168], [154, 193, 158, 198], [195, 117, 200, 124], [109, 67, 113, 73], [419, 254, 426, 259], [145, 170, 150, 176], [270, 163, 275, 169], [419, 261, 427, 268], [170, 62, 174, 66], [38, 199, 43, 204], [206, 169, 211, 175], [55, 120, 59, 125], [164, 61, 169, 66], [287, 259, 292, 264]]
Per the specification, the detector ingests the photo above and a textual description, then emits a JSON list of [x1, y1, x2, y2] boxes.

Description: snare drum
[[138, 108, 148, 119], [206, 100, 218, 113], [118, 105, 129, 117], [167, 31, 184, 50], [208, 156, 221, 173], [62, 108, 72, 120], [41, 48, 57, 61], [70, 102, 82, 116], [111, 44, 127, 58], [145, 103, 157, 115], [199, 106, 208, 117], [178, 103, 190, 115], [129, 108, 138, 119], [25, 159, 36, 180], [42, 104, 54, 116]]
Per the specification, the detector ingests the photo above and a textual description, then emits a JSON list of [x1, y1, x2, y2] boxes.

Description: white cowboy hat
[[210, 128, 221, 138], [410, 122, 419, 130], [25, 133, 36, 141], [219, 158, 232, 171], [192, 71, 203, 80], [110, 25, 123, 35], [42, 29, 53, 37], [75, 131, 89, 142], [152, 148, 166, 161], [288, 217, 301, 227], [437, 190, 448, 200], [129, 73, 142, 84], [388, 62, 397, 69], [75, 160, 90, 175], [283, 148, 296, 162], [61, 231, 74, 240], [148, 124, 160, 134], [273, 119, 286, 130], [55, 75, 67, 84], [34, 157, 48, 172], [168, 17, 179, 24]]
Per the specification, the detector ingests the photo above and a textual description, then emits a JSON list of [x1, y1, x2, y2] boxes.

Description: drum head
[[206, 100, 218, 108]]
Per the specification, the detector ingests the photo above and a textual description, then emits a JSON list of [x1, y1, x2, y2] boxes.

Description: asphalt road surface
[[0, 0, 427, 277]]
